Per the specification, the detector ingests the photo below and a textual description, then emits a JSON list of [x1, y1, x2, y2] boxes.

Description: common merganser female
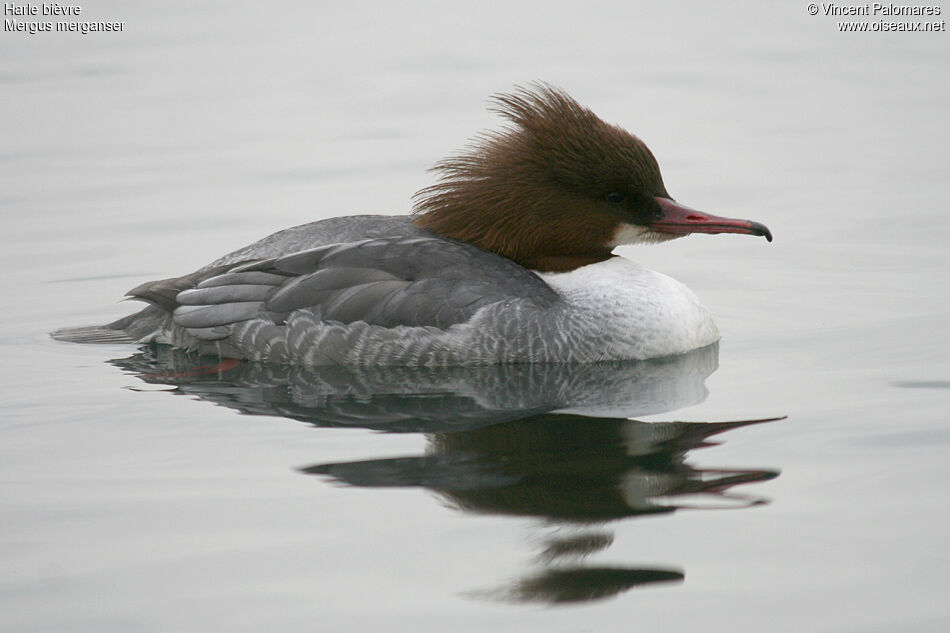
[[54, 84, 771, 365]]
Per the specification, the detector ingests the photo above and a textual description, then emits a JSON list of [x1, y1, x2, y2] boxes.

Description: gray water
[[2, 2, 948, 631]]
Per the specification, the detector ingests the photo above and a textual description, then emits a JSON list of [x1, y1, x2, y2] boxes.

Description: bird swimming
[[53, 84, 772, 365]]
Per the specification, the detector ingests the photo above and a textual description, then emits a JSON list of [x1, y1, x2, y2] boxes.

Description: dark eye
[[605, 192, 626, 205]]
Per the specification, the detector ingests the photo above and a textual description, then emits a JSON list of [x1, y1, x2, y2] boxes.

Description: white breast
[[536, 256, 720, 360]]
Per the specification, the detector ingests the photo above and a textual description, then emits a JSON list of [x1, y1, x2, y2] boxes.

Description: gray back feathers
[[53, 215, 564, 364], [131, 231, 559, 345]]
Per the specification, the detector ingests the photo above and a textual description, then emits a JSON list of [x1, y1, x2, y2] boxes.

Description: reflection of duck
[[110, 344, 719, 432], [475, 566, 686, 605], [54, 84, 770, 365], [108, 343, 781, 606], [305, 414, 779, 604], [304, 414, 780, 521]]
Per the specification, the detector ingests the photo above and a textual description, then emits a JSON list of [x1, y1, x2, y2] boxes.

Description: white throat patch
[[609, 223, 681, 247]]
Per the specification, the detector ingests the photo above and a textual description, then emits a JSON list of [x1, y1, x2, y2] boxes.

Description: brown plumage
[[412, 83, 672, 272]]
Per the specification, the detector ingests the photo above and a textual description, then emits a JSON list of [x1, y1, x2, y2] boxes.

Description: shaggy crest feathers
[[412, 83, 671, 272]]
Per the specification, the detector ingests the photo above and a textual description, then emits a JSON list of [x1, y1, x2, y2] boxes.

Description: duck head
[[412, 84, 771, 272]]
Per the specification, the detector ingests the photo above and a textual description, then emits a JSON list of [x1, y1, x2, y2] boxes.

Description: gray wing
[[140, 236, 560, 342], [203, 215, 426, 269]]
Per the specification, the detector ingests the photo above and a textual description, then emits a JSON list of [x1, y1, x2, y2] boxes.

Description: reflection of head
[[306, 414, 780, 523]]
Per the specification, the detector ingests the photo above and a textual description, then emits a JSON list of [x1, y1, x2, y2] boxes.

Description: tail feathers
[[51, 305, 169, 345], [51, 324, 137, 344]]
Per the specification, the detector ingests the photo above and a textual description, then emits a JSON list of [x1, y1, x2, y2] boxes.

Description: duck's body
[[54, 85, 770, 366]]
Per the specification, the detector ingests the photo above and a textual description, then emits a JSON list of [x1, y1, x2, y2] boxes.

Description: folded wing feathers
[[268, 243, 348, 275], [266, 268, 406, 313], [177, 284, 278, 305], [196, 271, 291, 288], [151, 236, 559, 344], [174, 302, 266, 329], [312, 280, 413, 325]]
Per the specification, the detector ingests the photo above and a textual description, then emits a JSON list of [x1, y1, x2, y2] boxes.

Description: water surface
[[2, 2, 948, 631]]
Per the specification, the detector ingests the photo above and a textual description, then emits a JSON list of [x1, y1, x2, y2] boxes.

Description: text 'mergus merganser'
[[54, 84, 772, 365]]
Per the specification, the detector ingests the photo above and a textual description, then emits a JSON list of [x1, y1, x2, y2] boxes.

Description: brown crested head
[[412, 83, 770, 273]]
